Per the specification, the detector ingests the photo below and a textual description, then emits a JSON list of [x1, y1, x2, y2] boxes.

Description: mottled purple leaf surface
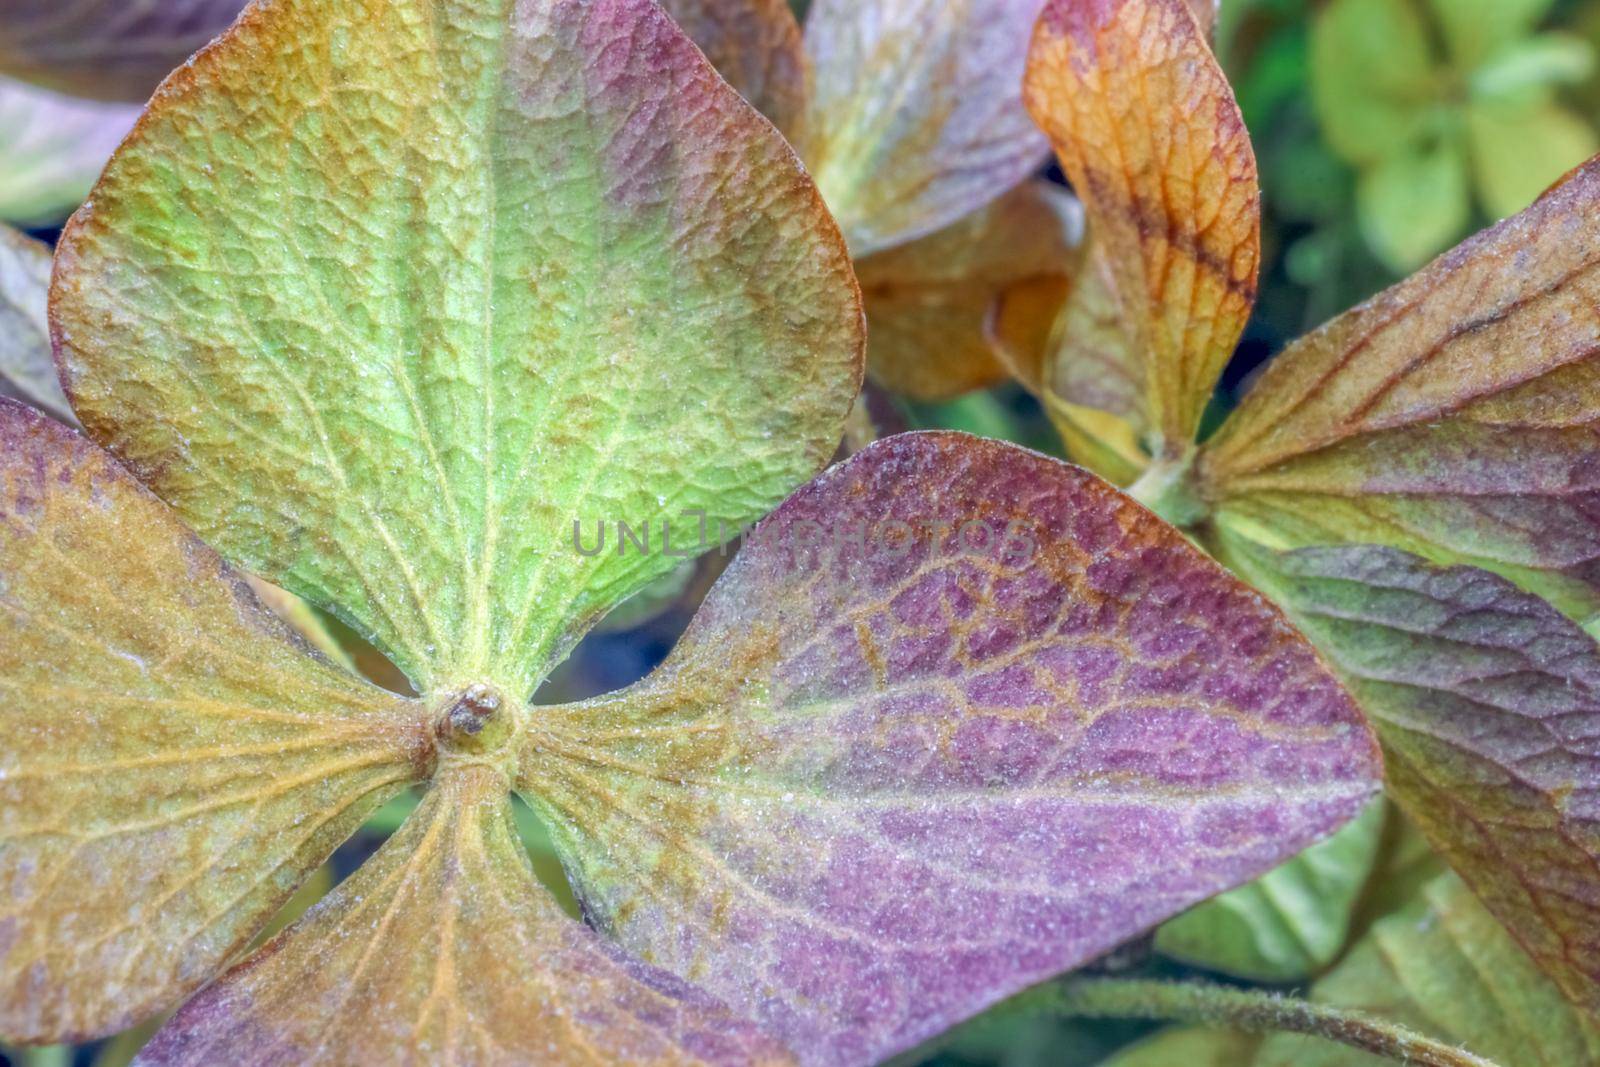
[[518, 432, 1381, 1067], [7, 0, 1394, 1057]]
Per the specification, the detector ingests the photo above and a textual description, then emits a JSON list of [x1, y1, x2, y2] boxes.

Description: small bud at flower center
[[435, 683, 514, 757]]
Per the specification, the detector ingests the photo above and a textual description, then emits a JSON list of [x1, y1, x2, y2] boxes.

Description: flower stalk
[[1039, 977, 1499, 1067], [1126, 449, 1207, 529]]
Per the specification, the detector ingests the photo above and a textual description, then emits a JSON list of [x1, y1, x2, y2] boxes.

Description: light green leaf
[[1427, 0, 1556, 69], [1103, 1028, 1262, 1067], [1347, 809, 1447, 940], [1155, 801, 1385, 983], [0, 224, 72, 422], [1469, 34, 1596, 106], [1116, 874, 1600, 1066], [52, 0, 865, 700], [1356, 138, 1470, 272], [1252, 875, 1600, 1066], [1468, 100, 1598, 219], [1311, 0, 1438, 166]]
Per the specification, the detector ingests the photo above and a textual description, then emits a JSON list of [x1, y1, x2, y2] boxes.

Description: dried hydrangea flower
[[3, 0, 1378, 1062], [999, 0, 1600, 1016]]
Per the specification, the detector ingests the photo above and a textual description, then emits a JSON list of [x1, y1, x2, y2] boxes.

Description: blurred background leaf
[[1310, 0, 1597, 273]]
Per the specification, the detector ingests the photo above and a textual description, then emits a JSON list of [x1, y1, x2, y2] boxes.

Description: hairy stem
[[1042, 977, 1499, 1067], [1126, 449, 1207, 529]]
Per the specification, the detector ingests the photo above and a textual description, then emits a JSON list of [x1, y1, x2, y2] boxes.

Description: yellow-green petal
[[52, 0, 865, 701], [137, 766, 791, 1066], [0, 400, 422, 1044]]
